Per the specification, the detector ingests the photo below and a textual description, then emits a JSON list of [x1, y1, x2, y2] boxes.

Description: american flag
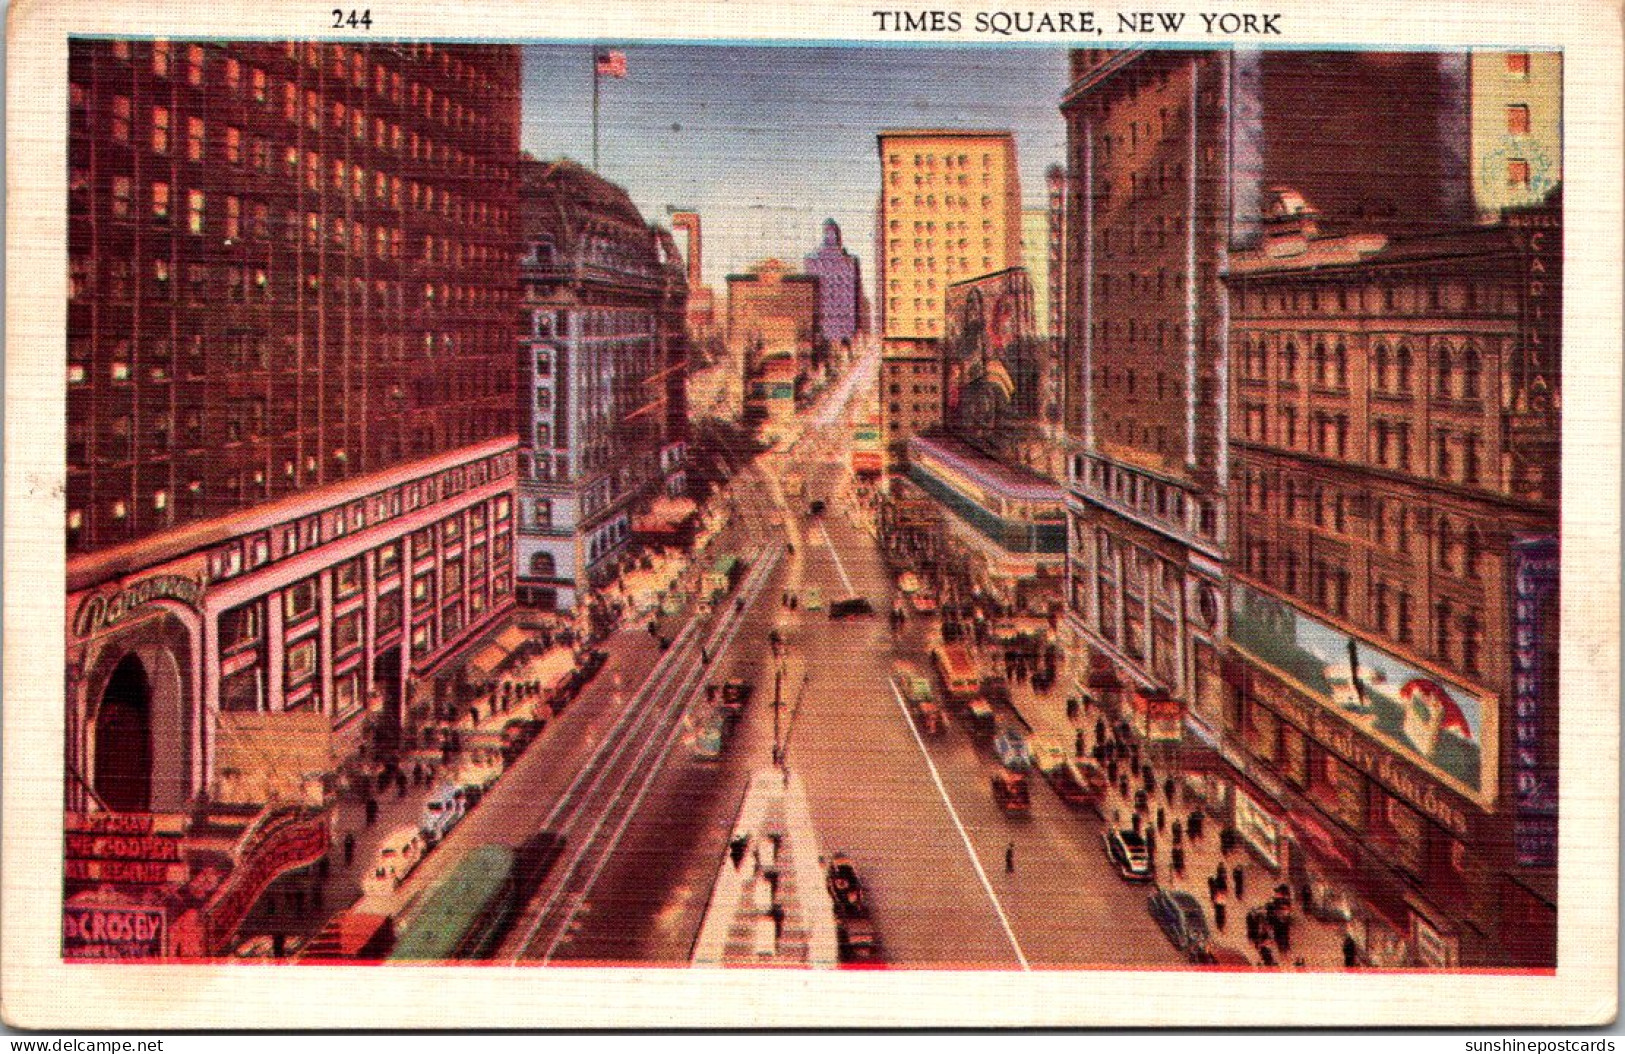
[[594, 50, 626, 79]]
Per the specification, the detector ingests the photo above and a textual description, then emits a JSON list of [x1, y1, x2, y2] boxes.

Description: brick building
[[65, 40, 522, 815]]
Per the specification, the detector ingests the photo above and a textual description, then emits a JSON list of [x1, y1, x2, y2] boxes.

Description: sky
[[520, 45, 1069, 291]]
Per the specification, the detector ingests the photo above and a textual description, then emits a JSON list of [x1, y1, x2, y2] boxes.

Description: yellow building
[[1470, 51, 1562, 217], [876, 130, 1022, 341]]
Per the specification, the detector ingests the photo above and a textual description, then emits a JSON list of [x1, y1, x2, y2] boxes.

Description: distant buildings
[[804, 218, 862, 348], [514, 158, 689, 613], [1020, 209, 1052, 339], [725, 258, 819, 430], [65, 40, 524, 816], [876, 130, 1022, 468]]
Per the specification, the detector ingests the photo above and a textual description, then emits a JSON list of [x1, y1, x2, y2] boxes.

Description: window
[[111, 175, 133, 218], [186, 116, 204, 160], [151, 40, 172, 78], [283, 577, 317, 623], [111, 96, 131, 141], [187, 190, 205, 234], [285, 638, 317, 689], [185, 44, 204, 85], [376, 591, 402, 633], [220, 602, 263, 651], [1507, 159, 1531, 187], [225, 125, 242, 164], [1506, 52, 1530, 78], [334, 557, 362, 598], [333, 610, 363, 655], [1507, 104, 1531, 135], [150, 106, 170, 153]]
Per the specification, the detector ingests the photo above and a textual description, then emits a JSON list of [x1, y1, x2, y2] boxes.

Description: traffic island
[[690, 769, 838, 968]]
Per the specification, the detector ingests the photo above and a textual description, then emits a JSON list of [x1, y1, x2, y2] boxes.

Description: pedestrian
[[700, 645, 710, 665], [1145, 830, 1156, 865], [1189, 810, 1204, 841], [1107, 758, 1118, 784], [1172, 819, 1184, 846], [1164, 776, 1175, 803], [1214, 863, 1228, 895], [413, 762, 424, 787], [364, 797, 378, 827], [1232, 863, 1245, 901], [1134, 789, 1148, 814], [1066, 698, 1079, 723], [343, 831, 356, 866], [1005, 841, 1015, 874], [1171, 844, 1185, 876], [1094, 717, 1106, 747], [1213, 888, 1227, 931], [1075, 729, 1085, 758], [1272, 915, 1291, 953], [469, 705, 480, 728], [1119, 773, 1130, 799], [1156, 806, 1166, 833], [396, 771, 408, 799], [1259, 940, 1276, 967], [1131, 811, 1142, 836], [1343, 933, 1359, 969], [1092, 742, 1105, 764]]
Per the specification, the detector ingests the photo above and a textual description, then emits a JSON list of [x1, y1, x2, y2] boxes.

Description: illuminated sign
[[1510, 534, 1558, 867], [64, 905, 167, 960], [203, 810, 330, 952], [73, 574, 204, 638]]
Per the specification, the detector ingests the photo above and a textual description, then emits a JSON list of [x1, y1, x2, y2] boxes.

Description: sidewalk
[[690, 769, 838, 968], [996, 665, 1355, 970]]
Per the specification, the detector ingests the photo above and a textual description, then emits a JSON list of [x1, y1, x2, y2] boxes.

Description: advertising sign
[[202, 809, 330, 953], [1230, 584, 1495, 808], [64, 812, 189, 886], [1510, 534, 1558, 867], [63, 904, 167, 960]]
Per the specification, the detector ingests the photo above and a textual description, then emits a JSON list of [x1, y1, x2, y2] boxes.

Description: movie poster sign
[[63, 904, 167, 961], [1230, 584, 1496, 808]]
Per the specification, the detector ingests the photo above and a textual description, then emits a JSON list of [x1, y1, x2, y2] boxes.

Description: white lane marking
[[888, 678, 1030, 971], [817, 522, 857, 597]]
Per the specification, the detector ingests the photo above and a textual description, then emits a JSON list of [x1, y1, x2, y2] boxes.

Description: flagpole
[[591, 52, 600, 173]]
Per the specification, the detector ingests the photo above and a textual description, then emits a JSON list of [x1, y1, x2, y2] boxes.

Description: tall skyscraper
[[876, 130, 1021, 468], [66, 40, 522, 814], [803, 218, 862, 348]]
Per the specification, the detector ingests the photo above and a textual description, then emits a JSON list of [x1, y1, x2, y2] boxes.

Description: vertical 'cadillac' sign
[[1511, 534, 1559, 868]]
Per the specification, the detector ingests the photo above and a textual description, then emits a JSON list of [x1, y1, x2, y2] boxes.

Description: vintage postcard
[[3, 0, 1620, 1031]]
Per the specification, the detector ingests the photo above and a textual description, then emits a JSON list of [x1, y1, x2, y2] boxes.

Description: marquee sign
[[72, 573, 204, 638]]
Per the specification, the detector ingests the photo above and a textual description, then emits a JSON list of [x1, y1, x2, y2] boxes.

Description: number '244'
[[332, 9, 372, 29]]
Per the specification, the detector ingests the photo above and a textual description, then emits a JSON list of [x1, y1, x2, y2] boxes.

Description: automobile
[[1047, 758, 1109, 812], [1103, 827, 1153, 882], [719, 678, 754, 721], [914, 699, 945, 735], [990, 770, 1031, 814], [825, 853, 869, 917], [992, 728, 1034, 771], [965, 697, 997, 740], [825, 854, 881, 963], [896, 572, 923, 595], [1148, 887, 1211, 956], [362, 825, 426, 896], [692, 710, 729, 760], [802, 587, 825, 611], [829, 596, 874, 619], [808, 499, 827, 517], [419, 784, 465, 845], [501, 717, 546, 765], [910, 592, 939, 614]]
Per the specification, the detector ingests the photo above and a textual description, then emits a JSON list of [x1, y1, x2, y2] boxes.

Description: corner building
[[65, 40, 522, 813]]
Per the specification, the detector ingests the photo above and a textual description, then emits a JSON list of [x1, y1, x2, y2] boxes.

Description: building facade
[[65, 40, 523, 816], [514, 158, 689, 613], [876, 130, 1022, 471], [725, 258, 820, 376], [1223, 190, 1560, 967], [803, 218, 862, 347], [1469, 52, 1562, 220]]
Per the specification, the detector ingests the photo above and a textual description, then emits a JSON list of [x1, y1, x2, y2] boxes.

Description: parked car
[[419, 784, 465, 845], [992, 728, 1033, 771], [362, 826, 425, 896], [1047, 758, 1108, 812], [991, 771, 1031, 814], [1148, 887, 1210, 955], [501, 717, 546, 766], [964, 697, 997, 740], [829, 596, 874, 619], [1103, 827, 1153, 882]]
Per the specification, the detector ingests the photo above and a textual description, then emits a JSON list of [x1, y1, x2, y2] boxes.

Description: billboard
[[1230, 583, 1495, 807], [943, 269, 1040, 446]]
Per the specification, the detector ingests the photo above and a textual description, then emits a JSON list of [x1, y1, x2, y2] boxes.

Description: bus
[[931, 643, 982, 704], [702, 555, 744, 603], [388, 845, 517, 962], [851, 420, 882, 477]]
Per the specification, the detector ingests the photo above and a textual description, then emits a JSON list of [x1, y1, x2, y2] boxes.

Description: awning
[[635, 496, 699, 534]]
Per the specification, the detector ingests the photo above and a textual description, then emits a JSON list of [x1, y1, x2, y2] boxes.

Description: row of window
[[886, 151, 999, 170], [1070, 457, 1221, 543], [1237, 334, 1487, 401], [82, 40, 511, 169], [1236, 279, 1520, 320]]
